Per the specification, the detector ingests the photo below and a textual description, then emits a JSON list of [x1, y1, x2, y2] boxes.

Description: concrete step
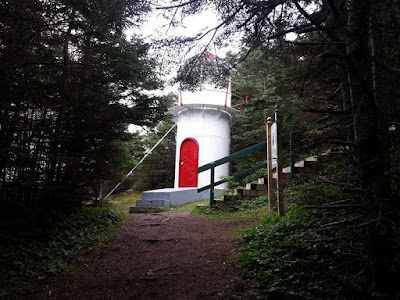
[[130, 187, 212, 212]]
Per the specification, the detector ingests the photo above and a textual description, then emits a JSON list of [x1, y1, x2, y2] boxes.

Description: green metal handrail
[[198, 141, 267, 206]]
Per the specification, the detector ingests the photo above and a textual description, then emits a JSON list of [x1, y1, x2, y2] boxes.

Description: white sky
[[126, 7, 240, 80], [125, 5, 295, 133]]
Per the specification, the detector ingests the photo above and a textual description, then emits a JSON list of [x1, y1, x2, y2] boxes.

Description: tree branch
[[303, 107, 351, 115], [156, 0, 201, 10], [303, 204, 361, 209], [242, 0, 286, 8], [293, 0, 337, 42], [325, 139, 357, 147]]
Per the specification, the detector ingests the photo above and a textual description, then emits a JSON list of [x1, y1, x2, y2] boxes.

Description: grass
[[163, 195, 271, 221], [104, 189, 141, 214], [191, 197, 271, 220], [105, 188, 270, 221], [168, 199, 209, 213]]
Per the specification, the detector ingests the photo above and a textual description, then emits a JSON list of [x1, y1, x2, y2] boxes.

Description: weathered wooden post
[[266, 117, 274, 211], [289, 132, 295, 179], [275, 110, 285, 216]]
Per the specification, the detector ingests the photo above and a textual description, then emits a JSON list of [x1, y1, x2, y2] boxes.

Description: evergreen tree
[[158, 0, 400, 294], [0, 0, 167, 217]]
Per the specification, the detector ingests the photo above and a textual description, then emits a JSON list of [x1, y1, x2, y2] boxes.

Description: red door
[[179, 138, 199, 187]]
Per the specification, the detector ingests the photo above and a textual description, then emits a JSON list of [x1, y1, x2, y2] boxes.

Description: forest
[[1, 0, 400, 298], [0, 0, 169, 218]]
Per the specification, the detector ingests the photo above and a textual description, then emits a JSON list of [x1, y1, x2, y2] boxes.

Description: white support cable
[[103, 124, 177, 200]]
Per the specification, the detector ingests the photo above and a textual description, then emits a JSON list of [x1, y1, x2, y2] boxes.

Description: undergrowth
[[239, 205, 368, 299], [235, 158, 372, 299], [0, 207, 123, 300], [105, 189, 141, 213], [192, 197, 270, 219]]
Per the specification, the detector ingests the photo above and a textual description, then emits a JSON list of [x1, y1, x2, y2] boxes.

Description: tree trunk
[[345, 0, 396, 293]]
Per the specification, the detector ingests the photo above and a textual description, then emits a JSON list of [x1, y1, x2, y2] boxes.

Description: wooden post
[[275, 110, 285, 216], [289, 132, 295, 179], [266, 117, 274, 211]]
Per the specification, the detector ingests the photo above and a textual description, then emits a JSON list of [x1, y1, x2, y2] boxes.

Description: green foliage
[[175, 51, 233, 91], [228, 49, 332, 185], [130, 120, 176, 191], [105, 190, 141, 213], [242, 169, 268, 185], [286, 159, 353, 206], [193, 197, 269, 218], [0, 207, 122, 299], [0, 0, 167, 216], [239, 205, 366, 299]]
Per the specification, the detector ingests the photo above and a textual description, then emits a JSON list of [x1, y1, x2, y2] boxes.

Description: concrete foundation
[[130, 188, 224, 212]]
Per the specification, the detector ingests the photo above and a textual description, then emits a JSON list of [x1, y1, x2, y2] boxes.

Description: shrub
[[0, 207, 122, 299]]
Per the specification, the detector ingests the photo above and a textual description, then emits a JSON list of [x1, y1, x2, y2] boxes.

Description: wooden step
[[246, 183, 258, 190], [243, 183, 267, 191], [272, 172, 291, 180], [256, 184, 267, 191], [243, 189, 258, 197], [223, 195, 240, 202], [227, 151, 347, 202], [257, 177, 277, 187], [243, 189, 266, 197], [241, 195, 263, 200], [317, 152, 345, 162], [245, 183, 268, 191], [214, 199, 225, 205], [234, 189, 244, 196], [258, 177, 267, 184]]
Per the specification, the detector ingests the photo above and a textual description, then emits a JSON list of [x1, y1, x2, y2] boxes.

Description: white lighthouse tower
[[170, 51, 236, 190], [133, 51, 236, 210]]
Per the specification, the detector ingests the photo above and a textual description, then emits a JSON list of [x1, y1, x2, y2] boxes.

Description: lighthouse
[[132, 51, 236, 210], [170, 51, 236, 191]]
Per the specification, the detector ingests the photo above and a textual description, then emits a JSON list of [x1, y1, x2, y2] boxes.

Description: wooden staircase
[[220, 151, 343, 203]]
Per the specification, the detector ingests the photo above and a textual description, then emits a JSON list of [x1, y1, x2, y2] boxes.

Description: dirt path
[[32, 210, 254, 299]]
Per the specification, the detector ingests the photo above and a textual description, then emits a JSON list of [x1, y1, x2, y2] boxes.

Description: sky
[[125, 6, 240, 79], [124, 3, 295, 133], [125, 3, 295, 84], [126, 6, 240, 133]]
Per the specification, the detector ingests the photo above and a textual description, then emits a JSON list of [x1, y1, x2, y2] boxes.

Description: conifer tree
[[0, 0, 167, 216]]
